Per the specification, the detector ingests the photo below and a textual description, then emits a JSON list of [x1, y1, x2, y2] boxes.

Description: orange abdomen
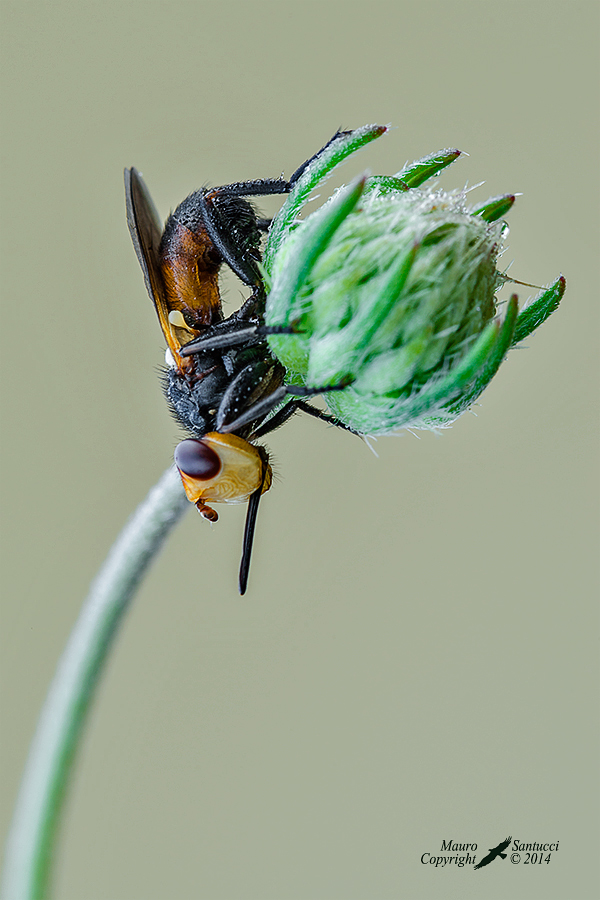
[[159, 219, 222, 330]]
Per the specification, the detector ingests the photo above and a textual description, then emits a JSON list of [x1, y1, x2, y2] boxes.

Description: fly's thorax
[[163, 352, 228, 436]]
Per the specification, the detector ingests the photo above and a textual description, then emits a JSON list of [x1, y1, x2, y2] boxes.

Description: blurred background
[[1, 2, 598, 898]]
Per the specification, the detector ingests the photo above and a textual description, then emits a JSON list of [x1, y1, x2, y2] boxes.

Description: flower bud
[[263, 128, 565, 434]]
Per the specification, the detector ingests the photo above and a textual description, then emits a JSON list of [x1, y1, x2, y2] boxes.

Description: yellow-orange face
[[174, 433, 272, 521]]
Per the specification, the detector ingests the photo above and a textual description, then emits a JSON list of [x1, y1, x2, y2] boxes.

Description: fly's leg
[[219, 381, 352, 435], [199, 131, 354, 281]]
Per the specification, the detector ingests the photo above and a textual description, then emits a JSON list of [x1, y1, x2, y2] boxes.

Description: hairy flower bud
[[263, 127, 565, 434]]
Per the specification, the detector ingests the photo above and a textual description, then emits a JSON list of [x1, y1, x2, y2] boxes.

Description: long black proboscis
[[238, 482, 264, 595]]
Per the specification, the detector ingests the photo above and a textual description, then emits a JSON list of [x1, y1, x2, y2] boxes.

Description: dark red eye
[[174, 439, 221, 480]]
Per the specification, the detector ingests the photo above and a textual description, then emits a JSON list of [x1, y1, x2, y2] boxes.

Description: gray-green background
[[1, 2, 598, 898]]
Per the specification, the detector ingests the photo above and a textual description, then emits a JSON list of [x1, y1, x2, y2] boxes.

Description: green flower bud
[[263, 127, 565, 434]]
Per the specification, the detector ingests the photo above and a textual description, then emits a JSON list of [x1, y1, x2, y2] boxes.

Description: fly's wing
[[125, 167, 188, 369]]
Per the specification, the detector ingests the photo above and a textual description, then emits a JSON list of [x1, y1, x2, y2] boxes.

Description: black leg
[[295, 400, 360, 435], [248, 396, 361, 440], [217, 178, 291, 198], [249, 399, 300, 439], [252, 397, 360, 437], [194, 131, 355, 288], [179, 321, 298, 357], [180, 322, 262, 355], [218, 379, 353, 436], [285, 380, 352, 397], [216, 362, 285, 432], [194, 191, 261, 286], [217, 385, 288, 435], [213, 130, 353, 202], [288, 129, 352, 185]]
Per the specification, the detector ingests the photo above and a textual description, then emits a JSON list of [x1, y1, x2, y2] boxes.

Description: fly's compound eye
[[174, 433, 272, 523], [174, 439, 221, 480], [174, 439, 222, 521]]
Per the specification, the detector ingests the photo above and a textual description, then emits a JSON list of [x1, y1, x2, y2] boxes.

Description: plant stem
[[1, 466, 189, 900]]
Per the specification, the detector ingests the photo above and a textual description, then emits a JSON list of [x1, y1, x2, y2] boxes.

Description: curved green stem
[[1, 467, 189, 900]]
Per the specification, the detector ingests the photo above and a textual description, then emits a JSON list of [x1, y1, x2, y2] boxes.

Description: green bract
[[263, 126, 565, 434]]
